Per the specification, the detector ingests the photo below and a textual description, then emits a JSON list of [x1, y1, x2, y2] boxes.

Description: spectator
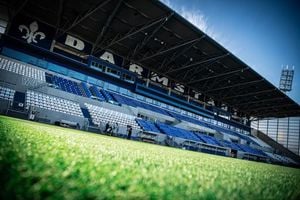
[[112, 123, 119, 136], [127, 125, 132, 140], [105, 122, 111, 134]]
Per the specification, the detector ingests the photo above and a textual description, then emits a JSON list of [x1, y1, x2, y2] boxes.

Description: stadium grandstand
[[0, 0, 300, 169]]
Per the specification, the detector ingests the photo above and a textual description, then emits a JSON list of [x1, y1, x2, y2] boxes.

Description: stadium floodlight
[[279, 65, 294, 92]]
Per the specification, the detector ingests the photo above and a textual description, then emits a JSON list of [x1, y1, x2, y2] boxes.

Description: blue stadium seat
[[100, 90, 115, 102], [89, 86, 105, 101], [50, 74, 83, 96], [79, 82, 92, 97], [110, 92, 170, 116], [111, 93, 138, 107], [136, 119, 161, 133], [156, 122, 202, 142], [193, 133, 223, 146]]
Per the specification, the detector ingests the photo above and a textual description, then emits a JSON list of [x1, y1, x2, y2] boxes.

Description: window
[[122, 74, 135, 83], [106, 67, 120, 77], [91, 61, 105, 71]]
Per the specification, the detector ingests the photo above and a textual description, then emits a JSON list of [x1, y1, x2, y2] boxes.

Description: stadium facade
[[0, 0, 299, 166], [252, 117, 300, 156]]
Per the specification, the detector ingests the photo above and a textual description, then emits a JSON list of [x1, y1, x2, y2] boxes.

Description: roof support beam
[[188, 60, 231, 81], [92, 0, 123, 54], [205, 79, 264, 93], [57, 0, 112, 38], [166, 52, 229, 75], [188, 68, 249, 85], [247, 108, 297, 118], [222, 89, 275, 100], [232, 97, 286, 106], [162, 36, 206, 71], [11, 0, 28, 19], [137, 37, 205, 63], [99, 14, 173, 52], [127, 13, 174, 60], [252, 110, 299, 118], [242, 103, 294, 112], [54, 0, 65, 36], [138, 13, 174, 52]]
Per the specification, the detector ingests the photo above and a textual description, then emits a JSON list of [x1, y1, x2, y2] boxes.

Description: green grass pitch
[[0, 115, 300, 200]]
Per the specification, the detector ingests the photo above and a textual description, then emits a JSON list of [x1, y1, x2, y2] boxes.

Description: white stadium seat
[[84, 103, 141, 131], [0, 56, 46, 82], [26, 90, 83, 117], [0, 86, 15, 101]]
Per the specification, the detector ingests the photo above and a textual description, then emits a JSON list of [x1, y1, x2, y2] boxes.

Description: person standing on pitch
[[126, 125, 132, 140]]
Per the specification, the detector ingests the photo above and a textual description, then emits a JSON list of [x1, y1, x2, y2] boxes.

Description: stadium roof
[[5, 0, 300, 118]]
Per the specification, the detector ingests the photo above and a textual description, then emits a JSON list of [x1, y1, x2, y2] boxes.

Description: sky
[[160, 0, 300, 104]]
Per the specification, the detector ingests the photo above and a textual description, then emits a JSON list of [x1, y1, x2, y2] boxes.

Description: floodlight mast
[[279, 65, 294, 93]]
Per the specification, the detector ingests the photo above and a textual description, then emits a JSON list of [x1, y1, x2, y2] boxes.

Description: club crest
[[18, 21, 46, 44]]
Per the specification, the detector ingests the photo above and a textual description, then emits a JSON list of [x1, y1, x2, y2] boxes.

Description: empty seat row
[[85, 103, 141, 130], [89, 85, 106, 101], [235, 144, 266, 156], [264, 152, 296, 164], [168, 111, 209, 127], [45, 73, 83, 96], [208, 124, 259, 146], [0, 86, 15, 101], [138, 118, 265, 157], [26, 90, 83, 117], [156, 122, 201, 142], [0, 56, 45, 82], [100, 89, 115, 102], [194, 133, 223, 146], [110, 92, 170, 116], [137, 118, 222, 147], [80, 82, 92, 98], [136, 119, 161, 133]]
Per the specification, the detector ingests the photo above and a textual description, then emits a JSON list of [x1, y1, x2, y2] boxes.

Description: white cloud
[[160, 0, 212, 37], [159, 0, 235, 54]]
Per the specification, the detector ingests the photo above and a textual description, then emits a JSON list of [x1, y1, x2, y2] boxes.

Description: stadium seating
[[100, 89, 115, 102], [136, 119, 161, 133], [0, 56, 45, 82], [111, 92, 139, 107], [110, 92, 171, 116], [156, 122, 202, 142], [0, 55, 280, 163], [0, 56, 261, 150], [145, 120, 265, 157], [26, 90, 83, 117], [168, 111, 209, 127], [264, 152, 297, 164], [194, 133, 223, 146], [47, 74, 83, 96], [221, 140, 244, 151], [0, 86, 15, 101], [89, 85, 105, 101], [236, 143, 266, 156], [79, 82, 92, 98], [85, 103, 141, 130], [44, 74, 252, 146]]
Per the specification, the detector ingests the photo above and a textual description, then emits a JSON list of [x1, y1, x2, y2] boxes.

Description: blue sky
[[160, 0, 300, 104]]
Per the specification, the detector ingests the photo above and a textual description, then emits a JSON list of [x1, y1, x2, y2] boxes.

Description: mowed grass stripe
[[0, 115, 299, 200]]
